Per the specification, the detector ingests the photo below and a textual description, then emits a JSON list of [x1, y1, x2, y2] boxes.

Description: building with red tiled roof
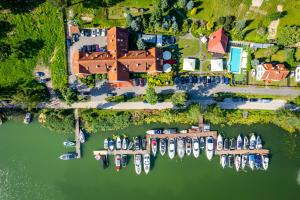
[[256, 63, 289, 83], [73, 27, 163, 87], [208, 28, 228, 54]]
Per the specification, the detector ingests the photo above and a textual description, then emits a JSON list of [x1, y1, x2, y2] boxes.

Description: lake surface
[[0, 120, 299, 200]]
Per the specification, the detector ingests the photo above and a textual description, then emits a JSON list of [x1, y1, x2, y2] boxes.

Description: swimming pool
[[229, 47, 242, 73]]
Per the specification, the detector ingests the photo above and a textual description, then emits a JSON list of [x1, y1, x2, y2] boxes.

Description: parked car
[[107, 92, 116, 97], [211, 76, 215, 83], [96, 29, 101, 36], [192, 76, 198, 83], [207, 76, 211, 84], [38, 79, 47, 84], [134, 78, 140, 86], [202, 76, 207, 84], [80, 30, 84, 37], [139, 78, 145, 87], [91, 45, 97, 52], [197, 76, 202, 83], [215, 76, 220, 84], [224, 77, 229, 85], [35, 71, 45, 77], [66, 38, 72, 48], [174, 77, 180, 85], [189, 76, 193, 84], [101, 29, 107, 36], [91, 29, 97, 37], [72, 33, 80, 42], [84, 29, 91, 37], [249, 98, 258, 102], [180, 77, 186, 84], [261, 98, 272, 103], [96, 44, 100, 52]]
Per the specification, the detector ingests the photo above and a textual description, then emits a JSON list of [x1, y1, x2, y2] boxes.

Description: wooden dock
[[74, 109, 81, 158]]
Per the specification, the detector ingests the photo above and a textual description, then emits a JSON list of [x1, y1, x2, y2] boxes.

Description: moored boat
[[134, 137, 140, 150], [249, 134, 256, 150], [142, 138, 146, 150], [108, 139, 114, 151], [151, 138, 158, 157], [24, 113, 32, 124], [220, 155, 227, 169], [255, 154, 261, 170], [116, 136, 121, 150], [217, 134, 223, 151], [79, 129, 85, 143], [103, 155, 108, 169], [115, 155, 121, 172], [228, 155, 234, 168], [206, 137, 214, 161], [192, 137, 200, 158], [122, 138, 128, 150], [237, 135, 243, 150], [224, 138, 229, 151], [235, 155, 241, 172], [63, 140, 76, 147], [168, 138, 176, 159], [177, 137, 185, 159], [185, 137, 192, 156], [241, 154, 248, 170], [230, 138, 236, 150], [146, 129, 163, 134], [128, 141, 134, 150], [256, 135, 262, 149], [261, 154, 269, 170], [104, 139, 108, 149], [160, 139, 167, 156], [249, 154, 255, 170], [143, 154, 150, 174], [59, 153, 77, 160], [121, 154, 127, 168], [134, 154, 142, 175], [243, 136, 249, 150], [199, 137, 205, 151]]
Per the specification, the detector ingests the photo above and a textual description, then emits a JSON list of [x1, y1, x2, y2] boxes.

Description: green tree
[[277, 26, 300, 46], [171, 20, 179, 33], [60, 87, 78, 105], [137, 38, 146, 50], [171, 92, 188, 107], [186, 0, 194, 11], [131, 20, 141, 31], [125, 13, 133, 26], [144, 87, 158, 105], [235, 19, 247, 31], [178, 0, 187, 8], [161, 0, 169, 11], [11, 80, 49, 109], [0, 42, 11, 61]]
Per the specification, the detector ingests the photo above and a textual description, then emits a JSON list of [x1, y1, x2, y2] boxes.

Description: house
[[73, 27, 163, 87], [183, 58, 196, 71], [210, 59, 224, 71], [256, 63, 289, 83], [207, 28, 228, 54]]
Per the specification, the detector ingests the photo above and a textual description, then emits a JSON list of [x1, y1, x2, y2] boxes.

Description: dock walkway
[[74, 109, 81, 158]]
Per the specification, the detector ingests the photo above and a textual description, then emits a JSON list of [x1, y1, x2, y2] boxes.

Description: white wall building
[[210, 59, 223, 71], [256, 64, 265, 80], [183, 58, 196, 71]]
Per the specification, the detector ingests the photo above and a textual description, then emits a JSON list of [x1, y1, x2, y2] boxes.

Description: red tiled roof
[[73, 27, 163, 86], [261, 63, 289, 82], [208, 28, 228, 54]]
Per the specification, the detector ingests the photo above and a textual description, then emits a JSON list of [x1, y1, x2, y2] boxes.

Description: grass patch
[[178, 38, 200, 58], [0, 2, 67, 90], [271, 50, 287, 63], [295, 48, 300, 62]]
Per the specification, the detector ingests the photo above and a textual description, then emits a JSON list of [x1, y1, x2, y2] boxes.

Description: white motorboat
[[146, 129, 163, 134], [224, 138, 229, 150], [243, 136, 249, 149], [205, 137, 214, 161], [262, 155, 269, 170], [59, 153, 77, 160], [168, 138, 176, 159], [151, 138, 158, 157], [237, 135, 243, 150], [159, 139, 167, 156], [115, 155, 121, 172], [249, 154, 255, 170], [23, 113, 32, 124], [122, 138, 128, 150], [79, 129, 85, 143], [241, 154, 248, 170], [217, 134, 223, 151], [220, 155, 227, 168], [134, 154, 142, 175], [249, 134, 256, 150], [108, 139, 114, 151], [192, 137, 200, 158], [143, 154, 150, 174], [104, 139, 108, 149], [235, 155, 241, 172], [177, 137, 185, 159], [116, 136, 121, 150], [185, 137, 192, 156], [256, 135, 262, 149], [63, 140, 76, 147], [228, 155, 234, 168]]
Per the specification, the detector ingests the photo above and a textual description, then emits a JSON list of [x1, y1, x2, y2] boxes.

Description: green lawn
[[295, 48, 300, 62], [0, 1, 67, 89], [178, 38, 200, 58], [248, 71, 289, 87]]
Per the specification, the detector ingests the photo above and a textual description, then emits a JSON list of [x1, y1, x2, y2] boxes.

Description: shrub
[[105, 95, 125, 103], [144, 87, 158, 105], [171, 92, 188, 107], [178, 0, 187, 8], [277, 26, 300, 46], [186, 0, 194, 11], [79, 75, 95, 88], [137, 38, 146, 50]]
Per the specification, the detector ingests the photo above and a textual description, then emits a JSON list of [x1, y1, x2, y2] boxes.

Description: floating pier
[[74, 109, 81, 158]]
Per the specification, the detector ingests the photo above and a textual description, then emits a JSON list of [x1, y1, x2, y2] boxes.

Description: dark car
[[207, 76, 211, 84], [224, 77, 229, 85], [91, 45, 97, 52], [35, 71, 45, 77], [180, 77, 186, 84], [66, 38, 72, 47], [192, 76, 198, 83], [189, 76, 193, 84], [139, 78, 145, 87], [261, 98, 272, 103], [215, 76, 220, 83], [107, 92, 116, 97], [72, 34, 79, 42], [249, 98, 258, 102], [134, 78, 140, 86], [174, 77, 180, 85], [84, 29, 91, 37], [198, 76, 202, 83], [82, 91, 90, 96], [202, 76, 207, 84], [211, 76, 215, 83], [96, 44, 100, 52]]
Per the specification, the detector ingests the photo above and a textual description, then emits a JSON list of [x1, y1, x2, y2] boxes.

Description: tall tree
[[131, 20, 141, 32], [171, 92, 187, 107], [186, 0, 194, 11], [178, 0, 187, 8], [161, 0, 169, 11], [144, 87, 158, 105], [136, 38, 146, 50]]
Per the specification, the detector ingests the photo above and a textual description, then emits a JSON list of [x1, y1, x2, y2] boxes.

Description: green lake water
[[0, 120, 300, 200]]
